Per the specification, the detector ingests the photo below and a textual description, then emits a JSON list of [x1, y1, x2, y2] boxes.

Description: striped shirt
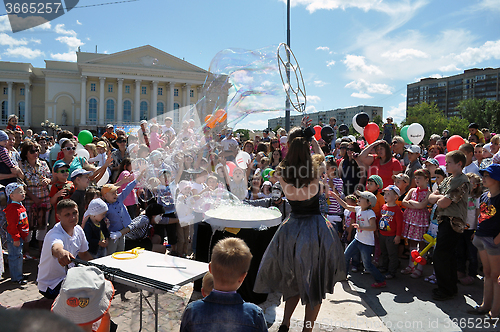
[[125, 215, 151, 240], [328, 177, 344, 215], [0, 146, 14, 168]]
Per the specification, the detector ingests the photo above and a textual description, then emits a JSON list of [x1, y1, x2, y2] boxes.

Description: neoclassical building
[[0, 45, 227, 133]]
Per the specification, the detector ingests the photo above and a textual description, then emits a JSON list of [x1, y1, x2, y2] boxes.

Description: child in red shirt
[[49, 161, 75, 223], [4, 182, 29, 284], [379, 185, 404, 279]]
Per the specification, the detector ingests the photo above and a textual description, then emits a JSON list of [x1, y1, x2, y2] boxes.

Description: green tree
[[457, 99, 500, 132], [235, 129, 250, 141], [446, 116, 469, 138], [401, 102, 448, 144], [372, 115, 384, 128]]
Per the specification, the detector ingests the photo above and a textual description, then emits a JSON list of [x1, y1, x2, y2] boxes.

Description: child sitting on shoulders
[[180, 238, 267, 331]]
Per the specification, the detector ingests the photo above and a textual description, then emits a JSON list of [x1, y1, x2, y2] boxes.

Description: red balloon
[[226, 161, 237, 177], [446, 135, 465, 151], [411, 250, 419, 261], [313, 125, 322, 141], [363, 123, 380, 144]]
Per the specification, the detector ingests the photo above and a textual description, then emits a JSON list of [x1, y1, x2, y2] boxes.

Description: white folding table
[[90, 251, 208, 332]]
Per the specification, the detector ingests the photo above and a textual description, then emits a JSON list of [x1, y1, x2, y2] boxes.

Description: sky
[[1, 0, 500, 130]]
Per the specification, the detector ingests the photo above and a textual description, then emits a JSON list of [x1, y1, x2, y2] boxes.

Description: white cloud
[[305, 105, 317, 113], [56, 36, 84, 49], [4, 46, 44, 59], [54, 24, 77, 36], [381, 48, 429, 61], [247, 119, 268, 127], [30, 38, 41, 44], [51, 32, 84, 62], [351, 92, 373, 99], [342, 55, 383, 75], [313, 80, 328, 87], [452, 39, 500, 66], [326, 60, 336, 67], [345, 79, 392, 95], [316, 46, 329, 51], [0, 16, 11, 32], [76, 20, 83, 25], [478, 0, 500, 12], [0, 33, 29, 46], [439, 64, 460, 72], [50, 52, 77, 61], [286, 0, 428, 16], [231, 70, 254, 85], [386, 98, 407, 124], [308, 95, 321, 103], [33, 22, 51, 30]]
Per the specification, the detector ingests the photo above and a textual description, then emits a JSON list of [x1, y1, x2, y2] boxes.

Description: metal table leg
[[155, 293, 159, 332], [139, 290, 143, 332]]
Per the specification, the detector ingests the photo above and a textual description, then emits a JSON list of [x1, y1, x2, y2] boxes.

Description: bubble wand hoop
[[277, 43, 307, 114]]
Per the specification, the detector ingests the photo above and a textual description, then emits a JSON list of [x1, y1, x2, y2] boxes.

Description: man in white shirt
[[220, 130, 239, 162], [37, 199, 93, 299]]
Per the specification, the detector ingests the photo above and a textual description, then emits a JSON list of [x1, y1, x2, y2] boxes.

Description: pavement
[[0, 252, 498, 332]]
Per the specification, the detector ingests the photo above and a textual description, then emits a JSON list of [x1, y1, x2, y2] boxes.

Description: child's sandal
[[410, 269, 422, 279], [400, 266, 414, 275]]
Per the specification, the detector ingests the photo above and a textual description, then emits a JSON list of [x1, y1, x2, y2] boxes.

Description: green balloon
[[400, 125, 411, 145], [78, 130, 93, 146], [261, 168, 273, 181]]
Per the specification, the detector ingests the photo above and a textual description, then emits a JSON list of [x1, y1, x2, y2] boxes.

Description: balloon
[[411, 250, 420, 261], [215, 109, 224, 120], [435, 154, 446, 166], [407, 123, 425, 145], [320, 126, 335, 143], [352, 114, 364, 135], [219, 111, 227, 123], [447, 135, 465, 151], [204, 115, 211, 123], [207, 116, 217, 129], [356, 112, 370, 127], [235, 151, 251, 169], [261, 168, 273, 181], [96, 170, 109, 187], [363, 123, 379, 144], [338, 124, 349, 137], [76, 148, 89, 160], [313, 125, 322, 141], [400, 125, 411, 145], [225, 161, 237, 177], [217, 110, 227, 123], [78, 130, 93, 146]]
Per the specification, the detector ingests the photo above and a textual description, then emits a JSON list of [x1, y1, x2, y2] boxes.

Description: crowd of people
[[0, 112, 499, 331]]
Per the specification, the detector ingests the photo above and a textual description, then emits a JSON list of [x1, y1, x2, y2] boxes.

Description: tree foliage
[[235, 129, 250, 141], [457, 98, 500, 132]]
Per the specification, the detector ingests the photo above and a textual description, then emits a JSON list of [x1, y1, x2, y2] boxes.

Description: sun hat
[[140, 120, 148, 125], [392, 173, 410, 183], [83, 198, 108, 219], [367, 174, 383, 189], [53, 160, 70, 171], [280, 136, 288, 144], [5, 182, 24, 197], [383, 185, 401, 196], [71, 169, 92, 181], [52, 266, 114, 325], [355, 190, 377, 207], [262, 181, 272, 187], [0, 130, 8, 142], [424, 158, 439, 167], [479, 164, 500, 182], [106, 124, 113, 129], [406, 145, 421, 154], [483, 143, 492, 154], [96, 141, 106, 148], [178, 180, 192, 193], [101, 184, 120, 196]]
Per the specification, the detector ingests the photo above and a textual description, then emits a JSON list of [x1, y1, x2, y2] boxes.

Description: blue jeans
[[345, 238, 385, 283], [6, 234, 23, 281]]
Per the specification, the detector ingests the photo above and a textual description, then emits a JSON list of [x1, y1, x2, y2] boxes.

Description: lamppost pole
[[285, 0, 291, 132]]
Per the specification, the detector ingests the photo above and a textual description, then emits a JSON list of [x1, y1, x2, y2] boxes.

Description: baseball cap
[[71, 169, 92, 181], [140, 120, 148, 125], [406, 145, 421, 154], [424, 158, 439, 167], [96, 141, 106, 148], [263, 129, 269, 134], [53, 160, 70, 171], [367, 175, 383, 189], [383, 185, 401, 196], [5, 182, 24, 197], [262, 181, 272, 187], [355, 190, 377, 207], [479, 164, 500, 182], [106, 124, 113, 129], [52, 266, 114, 325], [392, 173, 410, 183], [101, 184, 120, 196]]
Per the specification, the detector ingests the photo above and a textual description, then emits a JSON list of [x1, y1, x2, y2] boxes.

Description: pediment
[[78, 45, 206, 73]]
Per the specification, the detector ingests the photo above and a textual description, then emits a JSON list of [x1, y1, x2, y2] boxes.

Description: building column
[[7, 82, 13, 115], [99, 77, 105, 125], [151, 81, 158, 119], [183, 83, 191, 108], [167, 82, 174, 113], [80, 76, 87, 125], [117, 78, 123, 125], [134, 79, 141, 123], [24, 83, 30, 126]]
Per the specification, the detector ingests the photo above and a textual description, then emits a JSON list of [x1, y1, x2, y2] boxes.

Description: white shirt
[[37, 222, 89, 292], [463, 162, 480, 176], [354, 206, 376, 246]]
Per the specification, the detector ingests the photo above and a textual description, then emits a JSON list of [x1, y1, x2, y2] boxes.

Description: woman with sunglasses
[[339, 142, 364, 196], [20, 140, 52, 252], [60, 139, 110, 183], [356, 139, 403, 188]]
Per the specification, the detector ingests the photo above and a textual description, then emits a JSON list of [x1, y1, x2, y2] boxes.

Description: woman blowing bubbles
[[254, 117, 345, 332]]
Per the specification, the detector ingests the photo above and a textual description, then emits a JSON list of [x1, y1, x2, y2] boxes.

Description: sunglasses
[[63, 147, 76, 151], [29, 149, 39, 154], [55, 169, 70, 173], [340, 147, 347, 150], [347, 148, 355, 151], [117, 140, 126, 143], [391, 141, 398, 145]]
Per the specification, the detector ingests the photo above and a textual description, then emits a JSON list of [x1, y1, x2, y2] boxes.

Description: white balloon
[[352, 114, 364, 135], [77, 143, 84, 150], [96, 170, 109, 187], [75, 148, 89, 160], [407, 123, 425, 145], [235, 151, 251, 169]]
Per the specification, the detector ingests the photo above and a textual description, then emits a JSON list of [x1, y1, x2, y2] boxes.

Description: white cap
[[83, 198, 108, 219], [406, 145, 421, 154], [280, 136, 287, 144]]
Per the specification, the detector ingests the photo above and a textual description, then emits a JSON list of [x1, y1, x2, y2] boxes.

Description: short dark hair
[[58, 130, 74, 141], [459, 143, 474, 154], [414, 168, 430, 179], [446, 150, 467, 169], [468, 123, 479, 129], [434, 168, 446, 178], [56, 199, 77, 212], [145, 203, 165, 220]]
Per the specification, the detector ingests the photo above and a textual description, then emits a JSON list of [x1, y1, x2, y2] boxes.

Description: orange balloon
[[215, 109, 224, 119], [204, 115, 211, 123], [208, 116, 217, 129], [217, 110, 227, 123]]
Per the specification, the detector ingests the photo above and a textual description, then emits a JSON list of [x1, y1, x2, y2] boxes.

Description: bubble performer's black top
[[288, 188, 321, 215]]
